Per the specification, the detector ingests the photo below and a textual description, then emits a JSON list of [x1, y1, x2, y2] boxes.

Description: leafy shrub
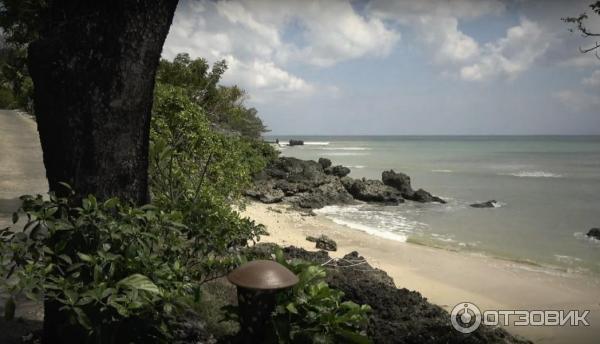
[[0, 188, 248, 343], [156, 53, 269, 139], [150, 84, 268, 275], [224, 249, 371, 344], [272, 249, 372, 344]]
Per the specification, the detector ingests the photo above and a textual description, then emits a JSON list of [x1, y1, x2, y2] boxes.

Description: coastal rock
[[270, 157, 327, 186], [296, 177, 354, 209], [587, 228, 600, 240], [306, 235, 337, 251], [405, 188, 447, 204], [382, 170, 446, 203], [382, 170, 413, 195], [288, 139, 304, 146], [318, 157, 332, 169], [344, 178, 404, 204], [245, 181, 283, 203], [470, 200, 497, 208], [326, 165, 351, 178], [247, 244, 532, 344]]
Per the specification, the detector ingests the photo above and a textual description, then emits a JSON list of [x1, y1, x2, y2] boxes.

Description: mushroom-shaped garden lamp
[[227, 260, 299, 341]]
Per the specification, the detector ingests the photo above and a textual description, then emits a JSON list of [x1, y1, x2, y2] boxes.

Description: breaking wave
[[506, 171, 563, 178]]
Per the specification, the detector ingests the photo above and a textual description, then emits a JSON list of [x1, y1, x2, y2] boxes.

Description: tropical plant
[[0, 187, 248, 343], [224, 249, 372, 344]]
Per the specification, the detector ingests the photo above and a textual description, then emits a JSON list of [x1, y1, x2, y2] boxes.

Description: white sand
[[242, 201, 600, 344]]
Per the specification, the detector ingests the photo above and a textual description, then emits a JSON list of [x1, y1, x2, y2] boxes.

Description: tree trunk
[[28, 0, 178, 204], [27, 1, 178, 342]]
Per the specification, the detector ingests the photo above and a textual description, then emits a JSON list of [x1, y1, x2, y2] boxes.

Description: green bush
[[0, 86, 16, 108], [0, 188, 248, 343], [272, 249, 372, 344], [224, 249, 372, 344], [150, 84, 268, 276]]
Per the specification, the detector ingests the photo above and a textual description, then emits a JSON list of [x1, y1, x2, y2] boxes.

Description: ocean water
[[267, 136, 600, 276]]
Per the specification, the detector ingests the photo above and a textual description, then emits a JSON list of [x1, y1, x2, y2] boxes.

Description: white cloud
[[582, 70, 600, 86], [555, 90, 600, 111], [416, 16, 480, 64], [368, 1, 554, 82], [460, 18, 551, 81], [368, 0, 505, 22], [163, 0, 399, 101]]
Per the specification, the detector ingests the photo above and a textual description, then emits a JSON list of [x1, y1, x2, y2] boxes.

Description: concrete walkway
[[0, 109, 48, 343], [0, 109, 48, 229]]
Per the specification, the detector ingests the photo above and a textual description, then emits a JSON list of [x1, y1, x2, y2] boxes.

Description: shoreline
[[242, 201, 600, 344]]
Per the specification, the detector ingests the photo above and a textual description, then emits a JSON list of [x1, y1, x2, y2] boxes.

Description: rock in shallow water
[[343, 178, 404, 204], [470, 200, 497, 208], [587, 228, 600, 240], [382, 170, 413, 195]]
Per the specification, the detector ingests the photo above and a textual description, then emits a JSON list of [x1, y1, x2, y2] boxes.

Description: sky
[[162, 0, 600, 135]]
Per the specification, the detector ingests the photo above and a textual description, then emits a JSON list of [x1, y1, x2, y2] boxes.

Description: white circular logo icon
[[451, 302, 482, 333]]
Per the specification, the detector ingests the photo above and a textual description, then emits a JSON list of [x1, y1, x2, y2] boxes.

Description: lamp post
[[227, 260, 299, 342]]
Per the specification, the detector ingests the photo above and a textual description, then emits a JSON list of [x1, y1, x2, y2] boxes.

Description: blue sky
[[162, 0, 600, 135]]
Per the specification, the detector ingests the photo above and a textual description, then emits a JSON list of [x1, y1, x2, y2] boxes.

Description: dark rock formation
[[247, 157, 353, 209], [306, 235, 337, 251], [288, 139, 304, 146], [382, 170, 413, 195], [296, 177, 354, 209], [244, 181, 284, 204], [247, 244, 531, 344], [248, 157, 447, 209], [328, 165, 351, 177], [318, 157, 332, 169], [382, 170, 446, 204], [406, 189, 446, 204], [344, 178, 404, 204], [587, 228, 600, 240], [470, 200, 497, 208]]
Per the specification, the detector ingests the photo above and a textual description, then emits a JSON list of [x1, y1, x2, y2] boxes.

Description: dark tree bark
[[28, 0, 178, 205], [27, 1, 178, 342]]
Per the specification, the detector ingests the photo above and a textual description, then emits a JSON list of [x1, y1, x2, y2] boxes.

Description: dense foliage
[[0, 0, 45, 111], [156, 53, 269, 139], [149, 54, 277, 278], [149, 83, 269, 279], [225, 249, 372, 344], [0, 45, 33, 110], [272, 249, 372, 344], [0, 189, 241, 343]]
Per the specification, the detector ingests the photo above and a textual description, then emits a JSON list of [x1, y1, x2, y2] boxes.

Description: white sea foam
[[574, 232, 600, 244], [304, 141, 330, 145], [554, 255, 582, 264], [325, 152, 369, 156], [328, 218, 407, 242], [347, 165, 366, 169], [506, 171, 563, 178], [432, 169, 453, 173], [321, 147, 370, 151]]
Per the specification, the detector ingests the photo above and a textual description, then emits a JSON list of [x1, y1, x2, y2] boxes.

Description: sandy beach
[[242, 201, 600, 344]]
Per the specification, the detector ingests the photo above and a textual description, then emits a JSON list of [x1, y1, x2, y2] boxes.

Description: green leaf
[[335, 328, 372, 344], [117, 274, 161, 295], [77, 253, 93, 263], [11, 212, 18, 224], [286, 302, 299, 314], [103, 198, 119, 209], [4, 297, 15, 321], [73, 307, 92, 330]]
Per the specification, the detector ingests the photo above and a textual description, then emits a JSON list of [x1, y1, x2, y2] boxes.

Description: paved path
[[0, 109, 47, 343], [0, 109, 48, 229]]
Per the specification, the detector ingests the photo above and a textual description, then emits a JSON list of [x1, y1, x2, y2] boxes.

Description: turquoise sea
[[266, 135, 600, 276]]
